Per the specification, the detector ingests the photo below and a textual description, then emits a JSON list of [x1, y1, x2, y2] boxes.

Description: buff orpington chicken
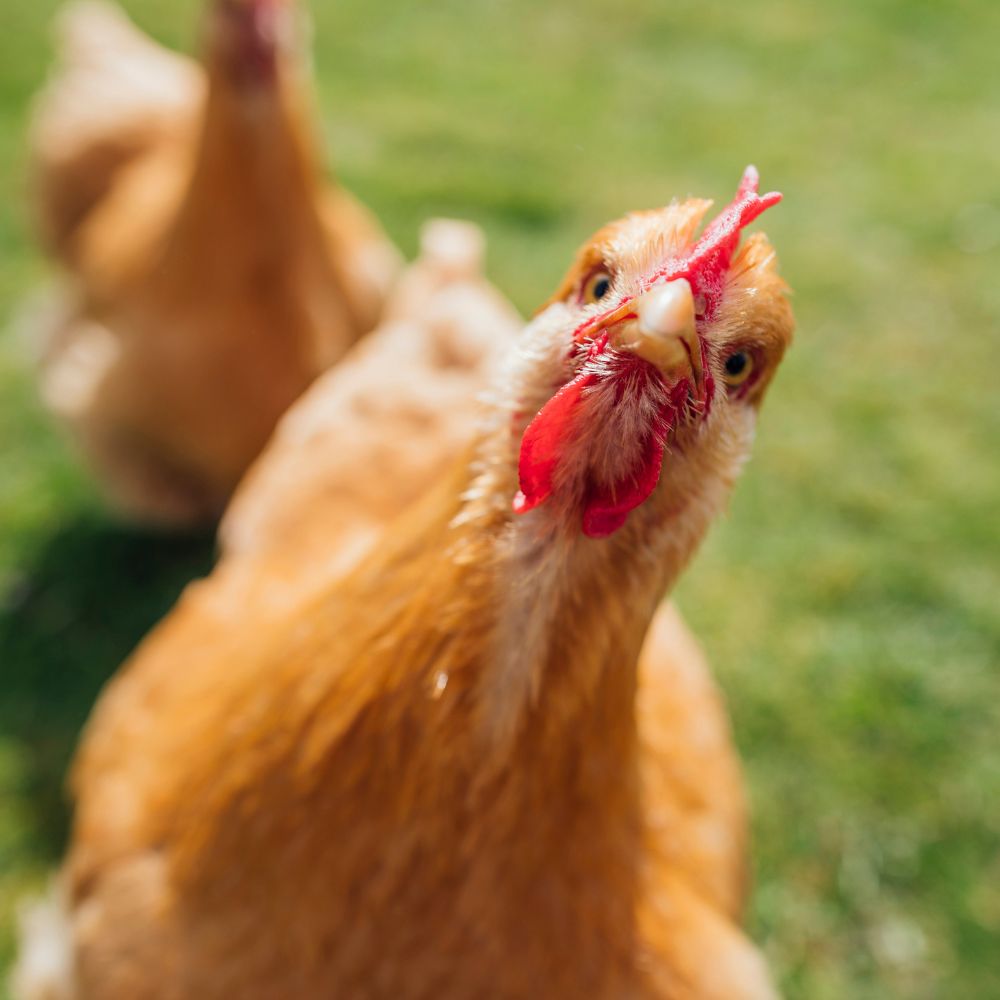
[[15, 168, 793, 999], [211, 217, 750, 925], [31, 0, 401, 526]]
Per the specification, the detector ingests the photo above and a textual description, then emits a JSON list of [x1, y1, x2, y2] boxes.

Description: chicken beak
[[607, 279, 701, 384]]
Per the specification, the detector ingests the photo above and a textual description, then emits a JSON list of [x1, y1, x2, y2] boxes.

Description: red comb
[[645, 165, 782, 321], [571, 166, 781, 344]]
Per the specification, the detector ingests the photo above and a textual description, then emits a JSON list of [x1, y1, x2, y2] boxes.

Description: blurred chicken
[[15, 169, 793, 999], [30, 0, 401, 526]]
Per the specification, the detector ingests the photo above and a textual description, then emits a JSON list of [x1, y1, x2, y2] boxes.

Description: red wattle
[[516, 359, 681, 538], [514, 370, 599, 515], [581, 413, 672, 538]]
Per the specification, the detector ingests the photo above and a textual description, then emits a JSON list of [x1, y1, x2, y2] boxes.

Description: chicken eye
[[581, 271, 613, 304], [723, 350, 754, 387]]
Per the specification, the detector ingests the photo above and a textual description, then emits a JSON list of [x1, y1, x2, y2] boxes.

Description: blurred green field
[[1, 0, 998, 996]]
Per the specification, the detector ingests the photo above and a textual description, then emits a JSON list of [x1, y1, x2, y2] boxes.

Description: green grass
[[1, 0, 998, 995]]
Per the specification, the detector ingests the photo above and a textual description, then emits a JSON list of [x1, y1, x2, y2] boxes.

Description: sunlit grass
[[1, 1, 998, 996]]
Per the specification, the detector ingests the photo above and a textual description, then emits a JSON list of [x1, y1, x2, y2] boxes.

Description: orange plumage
[[19, 174, 793, 999], [31, 0, 401, 526]]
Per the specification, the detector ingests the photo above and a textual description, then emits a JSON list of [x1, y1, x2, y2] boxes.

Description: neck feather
[[448, 425, 734, 761], [444, 319, 746, 755], [168, 60, 326, 255]]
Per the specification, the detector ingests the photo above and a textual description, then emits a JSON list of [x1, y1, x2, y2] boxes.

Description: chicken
[[17, 168, 793, 999], [31, 0, 402, 526], [212, 216, 749, 921]]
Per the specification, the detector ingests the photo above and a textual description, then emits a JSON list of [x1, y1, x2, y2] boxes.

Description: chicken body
[[20, 173, 792, 999], [32, 0, 401, 525]]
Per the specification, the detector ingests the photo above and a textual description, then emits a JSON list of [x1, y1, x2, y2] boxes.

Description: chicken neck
[[163, 43, 329, 273]]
